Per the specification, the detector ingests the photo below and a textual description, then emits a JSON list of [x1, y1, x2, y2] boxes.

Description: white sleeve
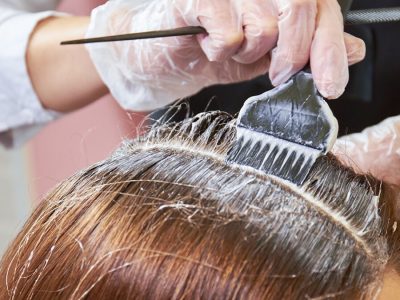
[[0, 7, 64, 148]]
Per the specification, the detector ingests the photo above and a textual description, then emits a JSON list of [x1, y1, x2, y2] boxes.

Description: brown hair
[[1, 111, 399, 299]]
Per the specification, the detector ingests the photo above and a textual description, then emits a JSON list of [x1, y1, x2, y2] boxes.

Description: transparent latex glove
[[333, 116, 400, 186], [86, 0, 365, 111]]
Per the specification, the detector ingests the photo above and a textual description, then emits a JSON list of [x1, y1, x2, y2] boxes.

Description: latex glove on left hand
[[333, 116, 400, 187], [86, 0, 365, 111]]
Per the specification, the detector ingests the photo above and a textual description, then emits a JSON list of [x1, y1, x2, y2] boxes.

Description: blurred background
[[1, 0, 400, 254], [0, 147, 30, 254]]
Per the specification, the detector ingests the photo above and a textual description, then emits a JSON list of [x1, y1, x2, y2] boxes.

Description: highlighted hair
[[1, 112, 398, 299]]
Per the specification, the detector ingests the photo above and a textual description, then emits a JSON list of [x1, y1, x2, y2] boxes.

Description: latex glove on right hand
[[333, 116, 400, 187], [86, 0, 366, 111]]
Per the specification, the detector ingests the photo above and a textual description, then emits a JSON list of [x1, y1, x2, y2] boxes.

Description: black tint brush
[[226, 71, 338, 186], [226, 0, 350, 186]]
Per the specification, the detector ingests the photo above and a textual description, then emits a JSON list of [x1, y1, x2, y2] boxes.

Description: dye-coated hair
[[1, 112, 399, 299]]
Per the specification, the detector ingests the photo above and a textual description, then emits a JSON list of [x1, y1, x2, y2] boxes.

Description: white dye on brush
[[232, 127, 322, 173], [227, 71, 339, 186]]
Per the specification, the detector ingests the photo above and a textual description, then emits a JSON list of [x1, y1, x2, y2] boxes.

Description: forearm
[[27, 16, 108, 113]]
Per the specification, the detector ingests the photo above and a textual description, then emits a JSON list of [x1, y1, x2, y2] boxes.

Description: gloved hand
[[86, 0, 366, 111], [333, 116, 400, 186]]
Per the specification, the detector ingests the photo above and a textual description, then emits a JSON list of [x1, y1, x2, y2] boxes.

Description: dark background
[[155, 0, 400, 136]]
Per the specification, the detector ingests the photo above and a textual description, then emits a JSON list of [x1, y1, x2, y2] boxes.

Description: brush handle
[[60, 26, 207, 45]]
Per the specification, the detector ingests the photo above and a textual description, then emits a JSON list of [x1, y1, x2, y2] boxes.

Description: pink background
[[28, 0, 144, 203]]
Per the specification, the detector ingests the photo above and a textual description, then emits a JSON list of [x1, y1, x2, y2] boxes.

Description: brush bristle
[[227, 128, 321, 185], [227, 71, 338, 185]]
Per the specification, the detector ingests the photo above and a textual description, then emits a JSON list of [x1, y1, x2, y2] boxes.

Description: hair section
[[0, 111, 396, 300]]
